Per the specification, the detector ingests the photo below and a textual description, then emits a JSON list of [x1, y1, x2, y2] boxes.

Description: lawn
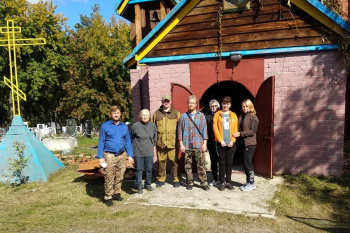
[[0, 137, 349, 232]]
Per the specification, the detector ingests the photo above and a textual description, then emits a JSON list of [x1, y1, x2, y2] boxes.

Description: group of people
[[97, 94, 259, 207]]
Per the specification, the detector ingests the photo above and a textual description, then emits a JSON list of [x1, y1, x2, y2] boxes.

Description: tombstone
[[55, 122, 62, 134], [84, 120, 92, 138], [66, 119, 76, 136]]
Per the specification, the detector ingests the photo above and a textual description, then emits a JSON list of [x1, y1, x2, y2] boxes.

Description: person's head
[[241, 99, 256, 115], [221, 96, 232, 112], [110, 105, 121, 122], [140, 109, 150, 123], [161, 94, 172, 110], [187, 95, 197, 112], [209, 99, 220, 113]]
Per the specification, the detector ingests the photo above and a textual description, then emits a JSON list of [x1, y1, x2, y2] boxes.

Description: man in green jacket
[[152, 94, 181, 188]]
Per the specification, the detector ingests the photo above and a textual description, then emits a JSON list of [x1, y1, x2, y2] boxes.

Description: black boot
[[113, 193, 124, 201]]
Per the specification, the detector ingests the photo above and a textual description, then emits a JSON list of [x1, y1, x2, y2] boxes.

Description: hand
[[201, 144, 207, 152], [227, 141, 234, 147], [233, 132, 240, 137], [180, 144, 186, 153], [98, 158, 105, 167], [220, 141, 227, 147], [128, 156, 134, 164]]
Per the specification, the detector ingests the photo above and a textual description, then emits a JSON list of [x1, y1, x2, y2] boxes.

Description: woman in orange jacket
[[213, 96, 238, 191]]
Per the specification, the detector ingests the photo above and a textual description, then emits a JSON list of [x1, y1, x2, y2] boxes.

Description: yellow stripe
[[135, 0, 201, 62], [290, 0, 348, 37], [117, 0, 130, 15], [126, 58, 137, 68]]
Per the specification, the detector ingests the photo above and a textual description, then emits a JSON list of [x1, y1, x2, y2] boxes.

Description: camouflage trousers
[[104, 152, 126, 200], [184, 149, 207, 186]]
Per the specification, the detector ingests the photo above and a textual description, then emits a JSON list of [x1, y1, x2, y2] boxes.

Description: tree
[[0, 0, 71, 126], [57, 5, 132, 126]]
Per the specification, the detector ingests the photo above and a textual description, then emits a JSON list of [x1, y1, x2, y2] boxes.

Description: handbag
[[186, 112, 211, 171]]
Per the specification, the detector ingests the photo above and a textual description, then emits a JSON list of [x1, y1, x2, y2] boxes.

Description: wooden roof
[[120, 0, 350, 68]]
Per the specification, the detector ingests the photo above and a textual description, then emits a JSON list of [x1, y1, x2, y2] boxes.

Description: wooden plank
[[173, 14, 306, 33], [160, 0, 166, 20], [135, 4, 142, 45], [163, 20, 318, 42], [78, 159, 100, 171], [155, 28, 325, 50], [147, 37, 326, 57]]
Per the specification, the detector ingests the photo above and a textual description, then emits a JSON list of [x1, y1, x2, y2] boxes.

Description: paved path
[[124, 169, 283, 218]]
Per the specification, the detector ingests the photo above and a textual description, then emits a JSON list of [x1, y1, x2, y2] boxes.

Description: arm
[[212, 112, 223, 143], [201, 114, 208, 152], [177, 116, 185, 153], [97, 124, 105, 165], [125, 127, 134, 158], [240, 115, 259, 137]]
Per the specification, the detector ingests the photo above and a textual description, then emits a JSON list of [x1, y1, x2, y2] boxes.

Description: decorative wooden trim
[[135, 4, 142, 45], [139, 45, 338, 63], [123, 0, 191, 67], [117, 0, 130, 15], [135, 0, 201, 63], [291, 0, 350, 36]]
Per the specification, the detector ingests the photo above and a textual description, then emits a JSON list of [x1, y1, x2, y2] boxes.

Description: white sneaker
[[241, 183, 256, 192], [240, 183, 248, 189], [209, 180, 216, 186]]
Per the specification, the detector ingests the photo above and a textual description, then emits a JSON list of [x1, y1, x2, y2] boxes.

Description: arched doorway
[[200, 80, 254, 171], [200, 81, 254, 115]]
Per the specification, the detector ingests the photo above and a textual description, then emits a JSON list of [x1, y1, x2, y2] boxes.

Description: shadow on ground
[[287, 216, 350, 233]]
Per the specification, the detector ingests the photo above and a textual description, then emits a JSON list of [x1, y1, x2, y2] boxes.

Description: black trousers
[[217, 143, 236, 184], [207, 142, 219, 181], [243, 145, 256, 184]]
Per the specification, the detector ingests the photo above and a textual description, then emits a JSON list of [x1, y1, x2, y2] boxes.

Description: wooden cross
[[0, 20, 46, 116]]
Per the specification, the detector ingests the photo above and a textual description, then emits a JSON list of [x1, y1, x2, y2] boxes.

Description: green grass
[[68, 136, 99, 157], [1, 165, 349, 232], [1, 140, 350, 232]]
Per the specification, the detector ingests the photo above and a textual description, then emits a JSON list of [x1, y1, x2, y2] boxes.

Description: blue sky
[[28, 0, 123, 29]]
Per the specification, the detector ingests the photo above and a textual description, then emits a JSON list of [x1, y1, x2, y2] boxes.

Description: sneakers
[[106, 199, 114, 207], [137, 189, 143, 194], [209, 180, 216, 186], [156, 181, 165, 188], [218, 183, 225, 191], [112, 193, 124, 201], [240, 183, 256, 192], [202, 185, 210, 191], [225, 183, 234, 190], [186, 184, 193, 190], [173, 182, 180, 188], [145, 185, 154, 191], [240, 183, 248, 189]]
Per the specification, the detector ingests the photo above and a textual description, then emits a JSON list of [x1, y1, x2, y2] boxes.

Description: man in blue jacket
[[97, 105, 134, 207]]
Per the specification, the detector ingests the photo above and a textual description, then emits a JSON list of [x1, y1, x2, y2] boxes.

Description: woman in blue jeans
[[130, 109, 157, 194]]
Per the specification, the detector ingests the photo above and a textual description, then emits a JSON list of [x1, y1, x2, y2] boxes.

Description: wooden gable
[[145, 0, 336, 58]]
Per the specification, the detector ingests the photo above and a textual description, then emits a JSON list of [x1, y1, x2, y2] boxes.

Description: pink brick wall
[[147, 62, 191, 116], [130, 65, 149, 121], [265, 51, 347, 176]]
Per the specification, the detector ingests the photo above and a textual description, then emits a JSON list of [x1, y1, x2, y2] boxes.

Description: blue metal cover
[[0, 116, 65, 184]]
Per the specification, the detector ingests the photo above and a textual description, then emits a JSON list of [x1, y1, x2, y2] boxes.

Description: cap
[[162, 94, 171, 101]]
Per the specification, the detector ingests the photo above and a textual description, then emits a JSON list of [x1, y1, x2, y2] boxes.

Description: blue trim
[[115, 0, 123, 12], [306, 0, 350, 32], [139, 45, 338, 63], [129, 0, 158, 4], [123, 0, 191, 65]]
